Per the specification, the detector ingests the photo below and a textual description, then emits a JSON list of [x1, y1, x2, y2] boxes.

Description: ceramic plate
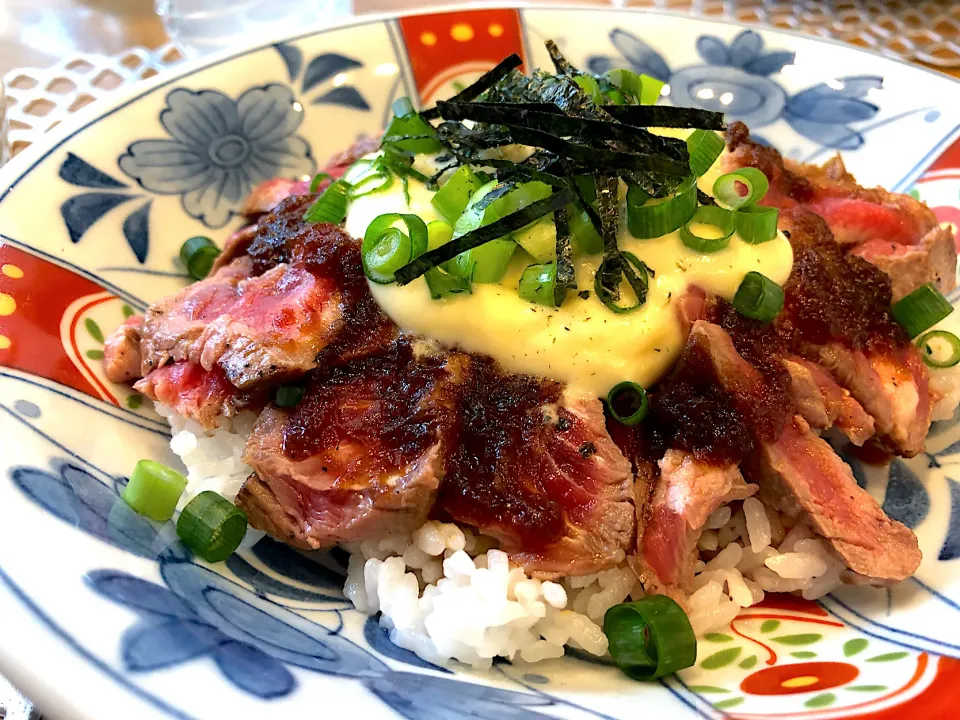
[[1, 6, 959, 719]]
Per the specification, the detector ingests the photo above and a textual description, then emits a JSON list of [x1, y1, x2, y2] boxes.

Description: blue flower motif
[[119, 84, 316, 228], [585, 29, 883, 149]]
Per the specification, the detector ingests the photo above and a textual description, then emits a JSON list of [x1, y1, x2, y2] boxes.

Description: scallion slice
[[606, 381, 649, 426], [309, 172, 331, 193], [449, 239, 517, 283], [519, 261, 558, 306], [604, 596, 697, 681], [425, 267, 471, 299], [714, 168, 769, 209], [303, 179, 351, 224], [348, 159, 394, 198], [569, 203, 603, 255], [382, 98, 444, 154], [627, 176, 698, 240], [573, 75, 605, 104], [680, 205, 735, 254], [176, 491, 248, 563], [735, 205, 780, 244], [594, 251, 652, 314], [892, 283, 954, 338], [686, 129, 724, 177], [361, 213, 428, 284], [604, 69, 643, 103], [916, 329, 960, 368], [431, 166, 485, 224], [180, 236, 221, 281], [733, 271, 784, 324], [123, 460, 187, 522], [427, 220, 454, 250], [638, 74, 666, 105], [274, 385, 304, 408]]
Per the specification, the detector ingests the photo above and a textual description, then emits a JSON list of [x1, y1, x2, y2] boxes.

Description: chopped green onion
[[573, 75, 605, 104], [347, 159, 394, 198], [361, 213, 428, 284], [627, 176, 698, 239], [382, 98, 444, 154], [606, 381, 649, 426], [519, 262, 559, 306], [569, 204, 603, 255], [594, 251, 652, 314], [427, 220, 454, 250], [733, 271, 784, 324], [449, 239, 516, 283], [735, 205, 780, 244], [123, 460, 187, 522], [393, 97, 414, 117], [425, 267, 471, 299], [180, 236, 221, 281], [680, 205, 735, 254], [892, 283, 954, 338], [309, 172, 331, 193], [638, 74, 666, 105], [604, 69, 643, 102], [176, 491, 248, 563], [514, 215, 556, 262], [714, 168, 769, 209], [604, 596, 697, 681], [303, 179, 351, 224], [686, 129, 724, 177], [274, 385, 304, 408], [432, 166, 485, 223], [916, 330, 960, 368]]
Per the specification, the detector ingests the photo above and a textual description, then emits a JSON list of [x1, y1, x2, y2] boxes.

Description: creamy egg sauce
[[343, 132, 793, 397]]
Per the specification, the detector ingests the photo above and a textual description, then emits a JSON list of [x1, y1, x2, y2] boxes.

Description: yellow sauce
[[344, 133, 793, 396]]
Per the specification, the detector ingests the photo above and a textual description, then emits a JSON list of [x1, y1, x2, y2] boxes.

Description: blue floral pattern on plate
[[587, 29, 883, 149], [118, 84, 316, 228]]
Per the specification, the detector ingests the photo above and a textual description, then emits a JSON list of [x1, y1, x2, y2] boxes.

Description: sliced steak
[[134, 362, 261, 429], [210, 194, 315, 274], [435, 359, 635, 578], [241, 178, 311, 217], [238, 340, 465, 548], [635, 450, 756, 602], [745, 415, 921, 583], [103, 315, 143, 384], [726, 121, 956, 299], [781, 355, 875, 445]]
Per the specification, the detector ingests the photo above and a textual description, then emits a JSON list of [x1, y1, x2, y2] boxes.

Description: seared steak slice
[[436, 359, 634, 578], [781, 355, 874, 445], [210, 194, 315, 274], [635, 450, 756, 601], [726, 121, 955, 299], [103, 315, 143, 384], [778, 212, 931, 456], [134, 362, 261, 429], [238, 340, 464, 548], [746, 415, 921, 583], [241, 178, 311, 217]]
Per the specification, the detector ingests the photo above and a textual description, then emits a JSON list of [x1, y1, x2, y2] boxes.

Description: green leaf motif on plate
[[713, 698, 744, 710], [760, 620, 780, 633], [791, 651, 816, 659], [687, 685, 729, 694], [771, 633, 822, 646], [85, 349, 104, 360], [843, 638, 868, 657], [805, 693, 836, 708], [847, 685, 887, 692], [122, 304, 135, 318], [85, 318, 104, 344], [704, 633, 733, 642], [701, 647, 741, 669], [739, 655, 758, 669], [867, 652, 910, 663]]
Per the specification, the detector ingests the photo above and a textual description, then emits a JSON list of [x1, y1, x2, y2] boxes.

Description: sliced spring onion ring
[[427, 220, 454, 250], [123, 460, 187, 522], [361, 213, 428, 284], [735, 205, 780, 244], [179, 236, 221, 281], [916, 330, 960, 368], [680, 205, 735, 254], [303, 179, 351, 224], [604, 596, 697, 681], [626, 176, 698, 240], [274, 385, 304, 408], [431, 166, 485, 224], [176, 491, 248, 563], [309, 172, 331, 193], [713, 168, 769, 209], [604, 69, 643, 102], [519, 261, 558, 306], [569, 203, 603, 255], [347, 159, 394, 198], [382, 97, 444, 154], [449, 239, 517, 283], [638, 74, 666, 105], [686, 129, 724, 177], [425, 267, 471, 299], [733, 271, 784, 324], [606, 381, 649, 426], [892, 282, 954, 338], [594, 251, 653, 314], [573, 75, 605, 104]]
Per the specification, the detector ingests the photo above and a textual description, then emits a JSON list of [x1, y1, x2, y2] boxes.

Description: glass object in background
[[156, 0, 352, 56]]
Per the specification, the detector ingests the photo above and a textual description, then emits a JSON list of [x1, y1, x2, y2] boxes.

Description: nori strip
[[437, 100, 722, 129], [421, 54, 523, 119], [545, 40, 581, 78], [594, 174, 623, 298], [395, 187, 575, 285], [553, 205, 576, 306]]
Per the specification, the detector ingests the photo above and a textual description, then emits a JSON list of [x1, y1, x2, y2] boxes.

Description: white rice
[[156, 400, 849, 666]]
